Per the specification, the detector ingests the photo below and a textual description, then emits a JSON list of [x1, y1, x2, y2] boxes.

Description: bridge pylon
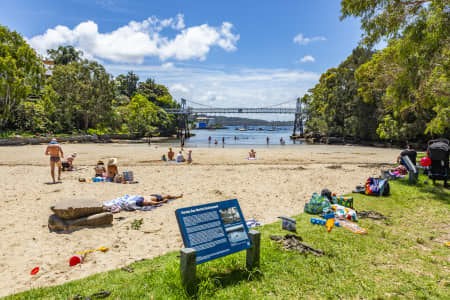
[[292, 97, 304, 138]]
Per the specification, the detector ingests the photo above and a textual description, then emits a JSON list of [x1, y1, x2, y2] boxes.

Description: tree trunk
[[84, 112, 89, 131]]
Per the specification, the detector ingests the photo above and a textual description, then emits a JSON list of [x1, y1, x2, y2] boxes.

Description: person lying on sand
[[249, 149, 256, 158], [136, 193, 183, 206], [45, 138, 64, 183], [168, 147, 175, 161]]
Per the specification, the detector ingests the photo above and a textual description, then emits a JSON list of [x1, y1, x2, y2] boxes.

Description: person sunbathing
[[136, 193, 183, 206]]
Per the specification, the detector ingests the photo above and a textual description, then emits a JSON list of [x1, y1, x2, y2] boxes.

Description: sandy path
[[0, 143, 399, 296]]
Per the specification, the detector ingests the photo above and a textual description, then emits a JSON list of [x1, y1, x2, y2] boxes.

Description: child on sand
[[187, 150, 192, 163], [161, 154, 167, 162], [168, 147, 175, 161], [248, 149, 256, 159]]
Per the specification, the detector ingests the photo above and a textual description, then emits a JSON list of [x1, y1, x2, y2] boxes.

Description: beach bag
[[332, 196, 353, 209], [304, 193, 332, 214], [122, 171, 134, 181], [365, 178, 390, 196]]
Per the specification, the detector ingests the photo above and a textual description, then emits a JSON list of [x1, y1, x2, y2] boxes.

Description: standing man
[[266, 136, 270, 145], [45, 138, 64, 183], [208, 136, 212, 144], [181, 133, 185, 150], [222, 137, 225, 144]]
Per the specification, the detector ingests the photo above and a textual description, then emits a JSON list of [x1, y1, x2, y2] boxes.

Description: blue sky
[[1, 0, 364, 117]]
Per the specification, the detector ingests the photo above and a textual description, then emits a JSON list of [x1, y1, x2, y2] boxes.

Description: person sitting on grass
[[168, 147, 175, 161], [397, 144, 417, 166], [136, 193, 183, 206]]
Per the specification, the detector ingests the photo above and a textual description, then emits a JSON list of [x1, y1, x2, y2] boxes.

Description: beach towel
[[246, 219, 261, 228], [103, 195, 176, 212]]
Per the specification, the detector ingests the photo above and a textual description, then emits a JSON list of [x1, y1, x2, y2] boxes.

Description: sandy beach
[[0, 143, 400, 296]]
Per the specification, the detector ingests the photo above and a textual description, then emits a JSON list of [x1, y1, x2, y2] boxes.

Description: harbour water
[[185, 126, 305, 148]]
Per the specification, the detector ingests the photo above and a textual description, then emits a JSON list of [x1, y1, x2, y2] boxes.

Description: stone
[[48, 212, 113, 231], [50, 198, 105, 220]]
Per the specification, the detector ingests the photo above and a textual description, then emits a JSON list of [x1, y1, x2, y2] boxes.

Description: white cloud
[[161, 62, 174, 69], [293, 33, 326, 45], [106, 64, 319, 120], [170, 83, 189, 93], [298, 55, 315, 63], [28, 15, 239, 63]]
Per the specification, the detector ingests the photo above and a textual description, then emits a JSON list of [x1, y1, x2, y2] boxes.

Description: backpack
[[304, 193, 332, 214], [365, 177, 390, 196]]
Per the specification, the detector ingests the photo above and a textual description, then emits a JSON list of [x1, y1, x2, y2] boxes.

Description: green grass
[[6, 175, 450, 299]]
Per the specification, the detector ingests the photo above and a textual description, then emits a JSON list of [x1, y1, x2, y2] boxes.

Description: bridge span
[[165, 107, 296, 114]]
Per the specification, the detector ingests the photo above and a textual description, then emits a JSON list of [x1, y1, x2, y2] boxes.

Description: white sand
[[0, 143, 399, 296]]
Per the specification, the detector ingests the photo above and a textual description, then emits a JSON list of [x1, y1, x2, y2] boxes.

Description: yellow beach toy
[[77, 246, 109, 255]]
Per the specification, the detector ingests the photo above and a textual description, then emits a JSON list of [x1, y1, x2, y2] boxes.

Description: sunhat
[[108, 158, 118, 166], [97, 160, 104, 165]]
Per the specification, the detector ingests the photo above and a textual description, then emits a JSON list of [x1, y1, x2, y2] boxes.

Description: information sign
[[175, 199, 251, 264]]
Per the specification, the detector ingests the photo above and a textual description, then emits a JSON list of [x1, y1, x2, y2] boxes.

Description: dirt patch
[[270, 234, 324, 256]]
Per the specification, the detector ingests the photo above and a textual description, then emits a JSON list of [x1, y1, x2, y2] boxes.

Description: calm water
[[185, 126, 305, 148]]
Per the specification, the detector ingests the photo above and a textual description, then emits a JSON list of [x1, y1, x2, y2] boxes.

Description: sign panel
[[175, 199, 251, 264]]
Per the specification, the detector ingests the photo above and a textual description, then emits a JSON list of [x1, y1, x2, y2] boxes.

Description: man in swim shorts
[[135, 193, 183, 206], [45, 138, 64, 183]]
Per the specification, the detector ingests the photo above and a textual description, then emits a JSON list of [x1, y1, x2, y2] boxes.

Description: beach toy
[[69, 255, 84, 266], [325, 218, 335, 232], [30, 267, 39, 275], [420, 156, 431, 167], [339, 219, 367, 235], [76, 246, 109, 255], [310, 218, 341, 227]]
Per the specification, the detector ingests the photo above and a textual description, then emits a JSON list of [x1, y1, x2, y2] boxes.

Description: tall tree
[[47, 45, 83, 65], [344, 0, 450, 139], [49, 60, 116, 131], [116, 71, 139, 97], [0, 25, 44, 131]]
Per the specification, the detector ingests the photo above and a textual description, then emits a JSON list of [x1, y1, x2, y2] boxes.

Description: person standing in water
[[208, 136, 212, 144], [45, 138, 64, 183], [266, 136, 270, 145], [222, 137, 225, 144]]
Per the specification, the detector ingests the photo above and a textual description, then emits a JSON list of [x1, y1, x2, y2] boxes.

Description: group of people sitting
[[162, 147, 193, 163], [92, 158, 134, 183]]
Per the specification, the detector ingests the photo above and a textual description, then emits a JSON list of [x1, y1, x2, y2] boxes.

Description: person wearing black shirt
[[397, 144, 417, 166]]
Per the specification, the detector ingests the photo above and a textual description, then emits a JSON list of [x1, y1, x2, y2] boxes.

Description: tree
[[122, 94, 159, 136], [49, 60, 116, 131], [304, 47, 377, 140], [116, 71, 139, 97], [47, 45, 82, 65], [350, 1, 450, 139], [0, 25, 44, 131]]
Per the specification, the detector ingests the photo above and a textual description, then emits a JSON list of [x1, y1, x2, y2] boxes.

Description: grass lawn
[[6, 174, 449, 299]]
